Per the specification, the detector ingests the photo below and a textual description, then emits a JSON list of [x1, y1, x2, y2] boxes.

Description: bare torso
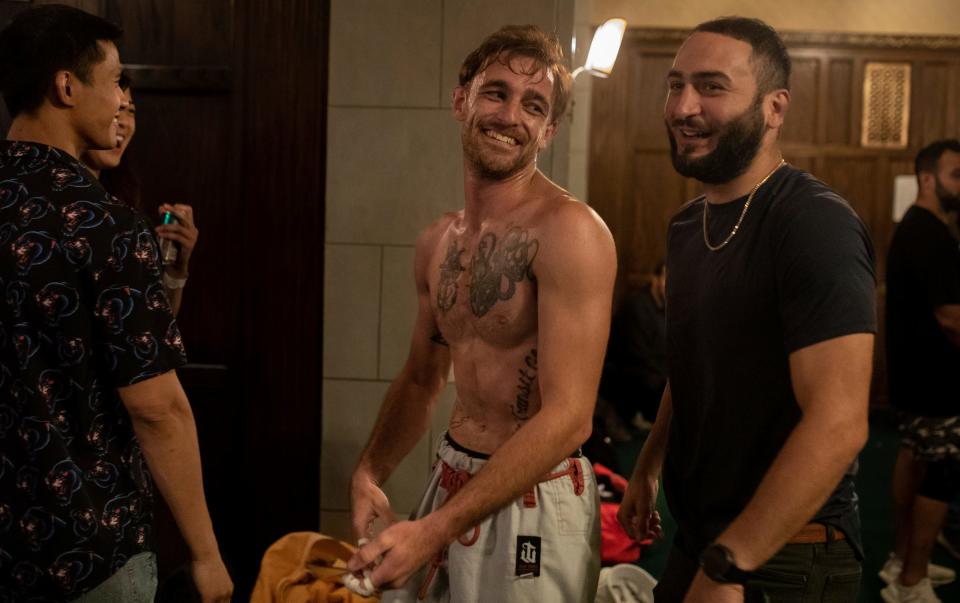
[[425, 193, 564, 454]]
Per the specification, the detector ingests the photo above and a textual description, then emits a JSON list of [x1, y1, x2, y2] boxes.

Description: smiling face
[[83, 87, 135, 172], [71, 41, 127, 152], [664, 32, 774, 184], [453, 52, 558, 180]]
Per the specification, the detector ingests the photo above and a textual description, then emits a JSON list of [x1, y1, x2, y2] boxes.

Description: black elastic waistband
[[445, 432, 491, 459], [444, 432, 582, 460]]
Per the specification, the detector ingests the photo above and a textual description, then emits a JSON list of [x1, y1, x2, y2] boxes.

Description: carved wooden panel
[[861, 62, 911, 148]]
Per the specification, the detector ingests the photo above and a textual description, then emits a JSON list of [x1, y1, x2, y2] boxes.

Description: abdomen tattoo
[[513, 348, 538, 425]]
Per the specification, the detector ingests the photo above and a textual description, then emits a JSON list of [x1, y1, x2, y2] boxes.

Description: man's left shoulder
[[531, 195, 616, 286], [771, 168, 865, 231], [775, 168, 852, 210], [537, 193, 612, 244]]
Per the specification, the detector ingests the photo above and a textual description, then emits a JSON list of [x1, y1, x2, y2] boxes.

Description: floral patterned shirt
[[0, 141, 187, 600]]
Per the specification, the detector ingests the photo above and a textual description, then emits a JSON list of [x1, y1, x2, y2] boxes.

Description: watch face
[[701, 544, 732, 580]]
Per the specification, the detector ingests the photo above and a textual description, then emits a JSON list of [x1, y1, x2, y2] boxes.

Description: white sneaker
[[879, 553, 956, 587], [881, 578, 942, 603], [937, 530, 960, 561], [881, 582, 899, 603]]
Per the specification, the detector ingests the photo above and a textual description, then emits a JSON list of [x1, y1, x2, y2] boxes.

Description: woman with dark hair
[[83, 73, 198, 315]]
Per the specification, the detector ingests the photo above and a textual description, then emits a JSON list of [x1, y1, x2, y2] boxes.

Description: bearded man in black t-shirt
[[617, 17, 876, 603], [883, 139, 960, 603]]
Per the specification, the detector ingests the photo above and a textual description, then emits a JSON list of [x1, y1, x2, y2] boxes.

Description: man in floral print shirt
[[0, 6, 231, 602]]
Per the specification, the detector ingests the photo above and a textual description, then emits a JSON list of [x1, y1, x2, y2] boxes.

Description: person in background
[[0, 6, 231, 601], [883, 139, 960, 603], [597, 261, 667, 440], [82, 73, 198, 316]]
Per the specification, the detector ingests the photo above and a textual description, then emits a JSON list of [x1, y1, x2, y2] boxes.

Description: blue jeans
[[655, 540, 861, 602], [71, 552, 157, 603]]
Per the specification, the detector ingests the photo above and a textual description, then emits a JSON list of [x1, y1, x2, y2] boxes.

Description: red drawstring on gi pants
[[417, 458, 585, 600]]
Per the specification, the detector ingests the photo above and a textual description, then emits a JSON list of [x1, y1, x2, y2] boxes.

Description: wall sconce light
[[572, 18, 627, 80]]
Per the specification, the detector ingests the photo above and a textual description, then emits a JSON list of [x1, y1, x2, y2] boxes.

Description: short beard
[[667, 95, 766, 185], [461, 126, 537, 180], [935, 177, 960, 212]]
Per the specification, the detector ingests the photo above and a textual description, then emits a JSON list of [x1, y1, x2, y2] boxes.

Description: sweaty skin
[[349, 53, 616, 591], [433, 188, 557, 452]]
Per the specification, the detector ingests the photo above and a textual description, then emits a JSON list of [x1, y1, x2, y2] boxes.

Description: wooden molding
[[625, 28, 960, 50], [122, 64, 232, 92]]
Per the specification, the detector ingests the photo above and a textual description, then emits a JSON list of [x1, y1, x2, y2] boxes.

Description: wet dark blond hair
[[459, 24, 572, 124]]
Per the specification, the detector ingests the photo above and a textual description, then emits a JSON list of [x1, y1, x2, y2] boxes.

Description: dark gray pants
[[654, 540, 861, 603]]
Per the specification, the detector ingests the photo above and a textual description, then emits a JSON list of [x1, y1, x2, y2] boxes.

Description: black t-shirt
[[663, 165, 876, 559], [0, 142, 187, 600], [886, 205, 960, 417]]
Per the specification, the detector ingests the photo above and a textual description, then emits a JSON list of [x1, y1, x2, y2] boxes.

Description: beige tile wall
[[322, 0, 582, 540]]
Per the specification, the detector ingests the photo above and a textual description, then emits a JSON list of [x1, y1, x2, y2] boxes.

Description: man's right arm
[[934, 304, 960, 347], [350, 222, 452, 539], [618, 382, 672, 541], [118, 371, 232, 603]]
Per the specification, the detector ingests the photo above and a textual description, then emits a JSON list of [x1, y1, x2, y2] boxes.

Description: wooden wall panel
[[628, 151, 684, 278], [949, 67, 959, 134], [781, 153, 815, 173], [914, 63, 951, 147], [781, 57, 819, 144], [103, 0, 233, 65], [589, 41, 635, 279], [107, 0, 176, 62], [818, 157, 879, 233], [590, 28, 960, 406], [826, 59, 854, 144], [628, 52, 672, 149], [234, 0, 328, 593], [172, 0, 233, 64]]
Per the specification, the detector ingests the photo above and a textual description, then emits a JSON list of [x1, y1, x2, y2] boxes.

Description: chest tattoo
[[437, 239, 465, 313], [469, 227, 539, 318]]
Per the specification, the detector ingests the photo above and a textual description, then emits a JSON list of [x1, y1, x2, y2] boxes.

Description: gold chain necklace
[[702, 158, 786, 251]]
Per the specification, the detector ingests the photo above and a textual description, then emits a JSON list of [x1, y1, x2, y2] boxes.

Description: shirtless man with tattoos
[[347, 25, 616, 602]]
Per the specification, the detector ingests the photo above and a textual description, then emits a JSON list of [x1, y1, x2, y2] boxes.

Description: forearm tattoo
[[512, 348, 538, 426], [437, 239, 465, 313], [469, 227, 539, 317]]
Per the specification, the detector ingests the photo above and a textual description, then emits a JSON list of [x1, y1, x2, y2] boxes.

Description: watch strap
[[700, 543, 753, 585]]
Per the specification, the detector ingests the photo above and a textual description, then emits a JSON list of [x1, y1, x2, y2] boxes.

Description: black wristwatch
[[700, 543, 753, 585]]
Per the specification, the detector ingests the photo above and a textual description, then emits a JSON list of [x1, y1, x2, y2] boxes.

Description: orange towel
[[251, 532, 379, 603]]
